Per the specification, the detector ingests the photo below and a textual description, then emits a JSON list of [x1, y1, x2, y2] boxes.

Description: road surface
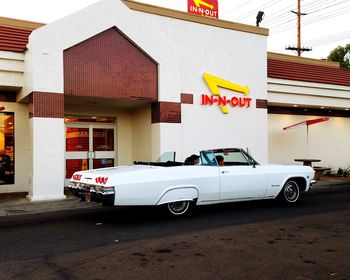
[[0, 185, 349, 279]]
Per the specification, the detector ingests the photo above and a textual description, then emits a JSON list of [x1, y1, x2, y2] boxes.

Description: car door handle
[[221, 171, 229, 174]]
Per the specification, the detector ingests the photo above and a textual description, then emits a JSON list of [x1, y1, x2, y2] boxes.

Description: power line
[[235, 0, 281, 21], [221, 0, 258, 17], [270, 3, 350, 33], [262, 4, 296, 24], [267, 0, 348, 29], [257, 0, 335, 26], [304, 0, 348, 13], [303, 5, 350, 24], [304, 30, 350, 46], [265, 0, 340, 26], [223, 0, 346, 24], [302, 0, 337, 12], [260, 0, 350, 56]]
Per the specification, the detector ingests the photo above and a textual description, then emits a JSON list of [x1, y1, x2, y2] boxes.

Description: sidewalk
[[0, 176, 349, 218], [312, 175, 350, 188], [0, 192, 100, 217]]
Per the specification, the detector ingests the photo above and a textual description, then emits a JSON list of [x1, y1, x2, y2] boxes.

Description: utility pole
[[297, 0, 301, 56], [286, 0, 312, 56]]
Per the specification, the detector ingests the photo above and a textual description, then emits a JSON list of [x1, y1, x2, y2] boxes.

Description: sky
[[1, 0, 349, 59]]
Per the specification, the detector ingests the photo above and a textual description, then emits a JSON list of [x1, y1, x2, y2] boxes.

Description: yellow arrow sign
[[203, 73, 250, 114], [193, 0, 214, 10]]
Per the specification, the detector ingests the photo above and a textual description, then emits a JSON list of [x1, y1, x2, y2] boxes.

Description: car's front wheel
[[167, 201, 191, 216], [281, 180, 300, 203]]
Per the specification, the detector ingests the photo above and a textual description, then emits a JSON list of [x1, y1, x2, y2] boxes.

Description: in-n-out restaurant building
[[0, 0, 349, 200]]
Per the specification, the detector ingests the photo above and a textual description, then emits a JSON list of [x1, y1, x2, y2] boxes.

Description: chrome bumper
[[309, 179, 317, 189], [69, 182, 115, 205]]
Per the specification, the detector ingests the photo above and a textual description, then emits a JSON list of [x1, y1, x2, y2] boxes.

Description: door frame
[[65, 122, 117, 185]]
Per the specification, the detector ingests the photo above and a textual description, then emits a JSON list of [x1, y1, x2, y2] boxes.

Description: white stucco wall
[[21, 0, 268, 160], [0, 51, 24, 88], [29, 118, 66, 200], [181, 98, 268, 163], [21, 0, 268, 102], [131, 105, 152, 162], [268, 114, 350, 170], [268, 76, 350, 170], [17, 0, 268, 198], [268, 78, 350, 109]]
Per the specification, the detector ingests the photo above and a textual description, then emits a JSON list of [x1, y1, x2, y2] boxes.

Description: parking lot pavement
[[0, 177, 349, 280], [0, 176, 349, 218], [8, 206, 349, 280]]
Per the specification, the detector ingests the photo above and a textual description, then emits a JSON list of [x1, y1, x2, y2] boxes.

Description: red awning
[[283, 117, 330, 130]]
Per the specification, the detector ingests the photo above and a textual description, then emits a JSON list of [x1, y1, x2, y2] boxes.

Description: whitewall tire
[[282, 180, 300, 203], [167, 201, 191, 216]]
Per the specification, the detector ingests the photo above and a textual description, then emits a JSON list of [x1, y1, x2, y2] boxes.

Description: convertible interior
[[133, 149, 257, 167], [133, 161, 184, 167], [133, 160, 251, 167]]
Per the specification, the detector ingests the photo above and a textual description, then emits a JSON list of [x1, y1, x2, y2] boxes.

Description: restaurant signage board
[[188, 0, 219, 19]]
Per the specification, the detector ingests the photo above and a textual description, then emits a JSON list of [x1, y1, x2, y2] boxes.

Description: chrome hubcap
[[284, 182, 299, 202], [168, 201, 189, 215]]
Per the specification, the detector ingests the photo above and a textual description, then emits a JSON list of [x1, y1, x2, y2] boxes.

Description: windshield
[[200, 148, 259, 166], [241, 149, 259, 165], [157, 151, 176, 163], [200, 150, 216, 166]]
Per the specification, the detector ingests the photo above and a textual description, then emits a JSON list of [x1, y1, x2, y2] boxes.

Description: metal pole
[[297, 0, 301, 56], [306, 125, 309, 157]]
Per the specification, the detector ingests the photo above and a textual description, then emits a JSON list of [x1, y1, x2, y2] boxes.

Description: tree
[[327, 43, 350, 69]]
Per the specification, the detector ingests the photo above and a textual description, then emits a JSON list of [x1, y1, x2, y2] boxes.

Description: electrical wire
[[303, 0, 347, 13], [219, 0, 350, 51], [269, 2, 350, 33], [221, 0, 259, 17], [235, 0, 281, 21], [304, 30, 350, 46], [262, 4, 296, 24], [261, 0, 347, 28], [303, 3, 350, 24]]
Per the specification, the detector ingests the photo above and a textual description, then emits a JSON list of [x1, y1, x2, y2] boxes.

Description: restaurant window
[[0, 112, 14, 185]]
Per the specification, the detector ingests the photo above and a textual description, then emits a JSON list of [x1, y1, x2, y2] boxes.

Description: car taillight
[[95, 177, 108, 184], [72, 174, 82, 181]]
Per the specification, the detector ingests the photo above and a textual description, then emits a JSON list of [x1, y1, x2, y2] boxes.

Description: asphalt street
[[0, 185, 349, 280]]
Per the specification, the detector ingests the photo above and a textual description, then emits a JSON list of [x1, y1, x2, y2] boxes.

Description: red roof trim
[[0, 25, 33, 52], [268, 58, 350, 87]]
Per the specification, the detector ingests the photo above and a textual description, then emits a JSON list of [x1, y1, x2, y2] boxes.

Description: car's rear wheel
[[282, 180, 300, 203], [167, 201, 190, 216]]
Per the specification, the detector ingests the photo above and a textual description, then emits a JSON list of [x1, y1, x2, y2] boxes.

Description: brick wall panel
[[256, 99, 267, 109], [29, 92, 64, 118], [64, 27, 158, 102], [152, 102, 181, 123], [181, 93, 193, 104]]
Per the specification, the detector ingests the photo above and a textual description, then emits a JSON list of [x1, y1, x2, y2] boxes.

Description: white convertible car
[[69, 148, 315, 216]]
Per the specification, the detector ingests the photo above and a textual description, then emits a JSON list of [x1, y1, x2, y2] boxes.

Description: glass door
[[91, 127, 115, 169], [65, 123, 116, 185]]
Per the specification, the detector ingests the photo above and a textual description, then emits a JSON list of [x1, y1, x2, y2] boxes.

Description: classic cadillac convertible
[[69, 148, 315, 216]]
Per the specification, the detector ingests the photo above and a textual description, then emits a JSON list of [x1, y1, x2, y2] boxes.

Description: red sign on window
[[188, 0, 219, 19]]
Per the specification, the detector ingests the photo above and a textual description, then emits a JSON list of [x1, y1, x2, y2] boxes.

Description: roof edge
[[0, 16, 45, 30], [268, 52, 340, 68], [122, 0, 269, 36]]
